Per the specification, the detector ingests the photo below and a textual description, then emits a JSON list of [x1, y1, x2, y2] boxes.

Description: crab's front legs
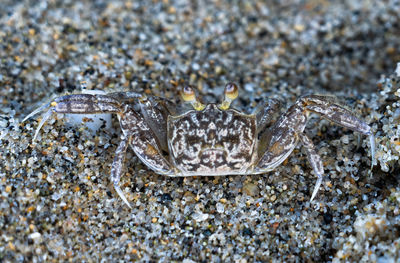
[[255, 95, 375, 201], [24, 94, 176, 207], [23, 94, 123, 141], [254, 98, 281, 134], [110, 107, 177, 207]]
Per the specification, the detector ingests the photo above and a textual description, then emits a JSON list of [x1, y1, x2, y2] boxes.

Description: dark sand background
[[1, 1, 399, 262]]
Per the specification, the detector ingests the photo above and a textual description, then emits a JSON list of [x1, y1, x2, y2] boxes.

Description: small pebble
[[242, 182, 259, 196]]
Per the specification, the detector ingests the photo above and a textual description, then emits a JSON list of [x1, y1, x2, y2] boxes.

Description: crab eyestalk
[[219, 83, 239, 110], [180, 85, 205, 111]]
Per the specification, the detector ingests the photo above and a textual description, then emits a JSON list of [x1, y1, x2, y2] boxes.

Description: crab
[[23, 83, 375, 208]]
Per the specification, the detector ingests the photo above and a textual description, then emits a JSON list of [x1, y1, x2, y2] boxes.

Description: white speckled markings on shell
[[168, 104, 257, 175]]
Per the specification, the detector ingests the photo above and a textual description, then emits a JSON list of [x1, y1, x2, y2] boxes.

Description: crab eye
[[181, 85, 196, 102], [224, 83, 238, 100], [180, 85, 205, 111], [219, 82, 239, 110]]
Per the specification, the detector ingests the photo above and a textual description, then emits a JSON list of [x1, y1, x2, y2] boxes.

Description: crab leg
[[255, 101, 306, 172], [44, 94, 122, 113], [25, 93, 178, 207], [302, 95, 372, 134], [111, 135, 132, 208], [103, 106, 177, 208], [106, 91, 142, 102], [118, 107, 174, 175], [23, 94, 123, 142], [255, 95, 375, 200], [302, 95, 375, 162], [254, 98, 281, 134], [135, 97, 176, 152], [298, 133, 324, 201], [107, 92, 177, 151]]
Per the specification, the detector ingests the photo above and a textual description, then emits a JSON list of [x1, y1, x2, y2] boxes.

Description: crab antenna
[[180, 85, 205, 111], [219, 83, 239, 110]]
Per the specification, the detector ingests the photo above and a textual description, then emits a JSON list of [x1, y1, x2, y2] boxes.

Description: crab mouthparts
[[199, 148, 227, 163], [195, 148, 232, 173]]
